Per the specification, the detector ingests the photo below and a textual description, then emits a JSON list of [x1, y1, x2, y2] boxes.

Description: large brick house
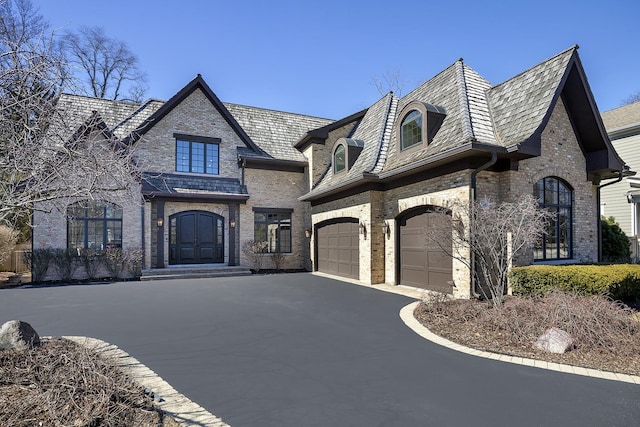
[[33, 46, 625, 297]]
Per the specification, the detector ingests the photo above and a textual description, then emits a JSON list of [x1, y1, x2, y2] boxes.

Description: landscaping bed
[[414, 292, 640, 376]]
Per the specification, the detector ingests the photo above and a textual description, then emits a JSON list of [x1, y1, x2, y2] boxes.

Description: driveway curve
[[2, 273, 639, 427]]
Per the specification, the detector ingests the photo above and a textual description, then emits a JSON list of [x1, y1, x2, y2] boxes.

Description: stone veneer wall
[[242, 168, 308, 270], [477, 98, 598, 264], [383, 172, 472, 298]]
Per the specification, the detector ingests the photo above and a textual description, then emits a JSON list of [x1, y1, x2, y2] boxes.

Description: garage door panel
[[400, 210, 452, 293], [317, 221, 359, 280]]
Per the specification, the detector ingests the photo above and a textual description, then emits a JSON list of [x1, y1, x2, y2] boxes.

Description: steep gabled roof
[[123, 74, 261, 154]]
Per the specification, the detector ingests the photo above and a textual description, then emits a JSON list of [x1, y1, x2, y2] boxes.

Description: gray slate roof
[[303, 46, 595, 200], [141, 172, 247, 197], [225, 103, 333, 162]]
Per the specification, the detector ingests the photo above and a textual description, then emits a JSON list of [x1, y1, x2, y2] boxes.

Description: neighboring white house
[[601, 100, 640, 260]]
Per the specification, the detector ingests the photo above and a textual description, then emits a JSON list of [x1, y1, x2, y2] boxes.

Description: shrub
[[0, 225, 18, 267], [601, 216, 631, 263], [242, 240, 268, 272], [23, 248, 54, 282], [510, 264, 640, 302], [124, 248, 143, 278], [271, 251, 285, 271], [51, 249, 80, 282], [104, 248, 125, 279], [80, 249, 104, 280]]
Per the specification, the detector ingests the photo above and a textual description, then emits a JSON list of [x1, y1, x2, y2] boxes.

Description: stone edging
[[399, 301, 640, 385], [63, 336, 231, 427]]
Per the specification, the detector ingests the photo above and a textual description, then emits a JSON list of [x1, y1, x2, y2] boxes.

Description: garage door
[[399, 210, 452, 293], [317, 220, 359, 280]]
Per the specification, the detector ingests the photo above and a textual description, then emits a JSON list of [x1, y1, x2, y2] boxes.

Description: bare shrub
[[23, 248, 53, 282], [124, 247, 143, 278], [104, 248, 125, 279], [242, 240, 268, 272], [271, 251, 285, 271], [80, 248, 104, 280], [0, 225, 18, 266], [430, 195, 553, 307], [0, 338, 161, 426], [51, 248, 79, 282]]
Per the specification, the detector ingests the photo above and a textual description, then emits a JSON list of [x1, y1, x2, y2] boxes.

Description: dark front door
[[170, 211, 224, 264]]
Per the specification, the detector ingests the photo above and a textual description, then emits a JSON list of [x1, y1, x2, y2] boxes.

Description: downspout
[[141, 205, 145, 271], [469, 152, 498, 297], [596, 169, 624, 262]]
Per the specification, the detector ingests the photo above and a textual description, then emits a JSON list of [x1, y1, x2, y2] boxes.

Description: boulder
[[0, 320, 40, 350], [534, 327, 574, 354]]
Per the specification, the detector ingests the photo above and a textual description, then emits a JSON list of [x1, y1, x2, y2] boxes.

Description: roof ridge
[[113, 99, 164, 133], [223, 101, 334, 121], [369, 94, 398, 174], [455, 60, 475, 141], [491, 45, 578, 91]]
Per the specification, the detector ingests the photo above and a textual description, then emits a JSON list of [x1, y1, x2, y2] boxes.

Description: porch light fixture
[[157, 217, 164, 227], [381, 221, 390, 238], [359, 221, 367, 235], [305, 228, 312, 238], [230, 219, 236, 228]]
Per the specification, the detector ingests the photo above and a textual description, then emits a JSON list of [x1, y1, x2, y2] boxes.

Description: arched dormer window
[[334, 143, 346, 174], [396, 101, 446, 154], [534, 177, 573, 260], [401, 110, 423, 150]]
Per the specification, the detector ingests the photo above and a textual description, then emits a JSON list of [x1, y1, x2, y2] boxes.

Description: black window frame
[[253, 208, 293, 253], [174, 133, 220, 175], [534, 176, 573, 261], [400, 109, 423, 151], [333, 143, 346, 174], [67, 200, 123, 251]]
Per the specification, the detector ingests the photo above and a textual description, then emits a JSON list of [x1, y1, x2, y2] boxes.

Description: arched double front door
[[169, 211, 224, 264]]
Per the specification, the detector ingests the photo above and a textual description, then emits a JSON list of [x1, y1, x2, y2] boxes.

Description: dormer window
[[334, 144, 346, 173], [396, 101, 446, 154], [401, 110, 423, 150]]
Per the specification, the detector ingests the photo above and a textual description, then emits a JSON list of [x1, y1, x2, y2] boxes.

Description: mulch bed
[[414, 298, 640, 377]]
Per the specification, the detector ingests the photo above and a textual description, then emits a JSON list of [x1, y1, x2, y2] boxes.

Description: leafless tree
[[371, 69, 406, 97], [621, 91, 640, 106], [62, 26, 148, 102], [0, 0, 141, 229], [430, 195, 553, 307]]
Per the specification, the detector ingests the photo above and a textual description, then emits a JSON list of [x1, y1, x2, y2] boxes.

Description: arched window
[[334, 144, 346, 174], [534, 177, 572, 260], [400, 110, 423, 150], [67, 200, 123, 250]]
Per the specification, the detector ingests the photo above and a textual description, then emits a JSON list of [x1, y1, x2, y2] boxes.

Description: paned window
[[67, 200, 123, 250], [176, 138, 219, 174], [254, 210, 292, 253], [334, 144, 346, 173], [534, 177, 573, 260], [401, 110, 423, 150]]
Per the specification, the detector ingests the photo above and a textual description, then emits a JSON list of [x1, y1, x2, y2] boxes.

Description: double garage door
[[316, 211, 452, 293]]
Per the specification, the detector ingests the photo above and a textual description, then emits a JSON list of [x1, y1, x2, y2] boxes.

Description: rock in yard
[[534, 327, 574, 354], [0, 320, 40, 350]]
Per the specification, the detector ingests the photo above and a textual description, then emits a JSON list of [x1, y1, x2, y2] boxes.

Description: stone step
[[140, 266, 252, 281]]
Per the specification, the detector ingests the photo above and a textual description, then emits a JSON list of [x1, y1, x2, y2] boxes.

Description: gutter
[[596, 168, 625, 262], [469, 152, 498, 298]]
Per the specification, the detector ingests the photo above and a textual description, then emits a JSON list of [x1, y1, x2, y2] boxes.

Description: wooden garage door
[[317, 221, 359, 280], [399, 211, 452, 293]]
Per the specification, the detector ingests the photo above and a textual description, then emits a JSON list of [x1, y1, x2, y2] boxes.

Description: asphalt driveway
[[2, 273, 639, 426]]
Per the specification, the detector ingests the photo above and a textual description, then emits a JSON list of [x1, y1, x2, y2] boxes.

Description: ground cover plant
[[0, 338, 178, 426], [415, 291, 640, 376]]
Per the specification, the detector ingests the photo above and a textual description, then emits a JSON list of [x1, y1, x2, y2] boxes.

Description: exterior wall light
[[230, 219, 236, 228], [305, 228, 312, 238], [381, 221, 390, 238], [157, 217, 164, 227], [359, 222, 367, 235]]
